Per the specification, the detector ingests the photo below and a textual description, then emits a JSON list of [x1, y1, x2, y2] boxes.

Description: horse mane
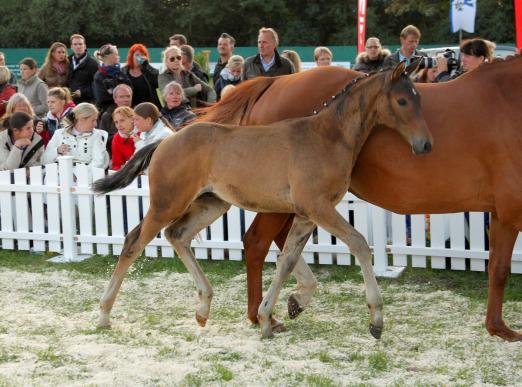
[[467, 52, 522, 77], [195, 77, 277, 124]]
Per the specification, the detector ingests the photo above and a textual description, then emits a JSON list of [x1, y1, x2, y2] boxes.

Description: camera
[[416, 56, 437, 70], [33, 118, 48, 132], [439, 49, 460, 73]]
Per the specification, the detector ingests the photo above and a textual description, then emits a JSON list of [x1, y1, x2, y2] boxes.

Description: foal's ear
[[405, 57, 423, 75], [391, 61, 407, 80]]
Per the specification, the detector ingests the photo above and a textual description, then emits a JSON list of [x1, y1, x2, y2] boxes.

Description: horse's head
[[377, 59, 433, 155]]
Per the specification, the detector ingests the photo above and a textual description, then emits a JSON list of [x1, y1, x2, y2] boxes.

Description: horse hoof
[[271, 319, 286, 333], [369, 323, 383, 339], [195, 313, 207, 327], [97, 322, 111, 330], [288, 294, 303, 320], [261, 328, 274, 339]]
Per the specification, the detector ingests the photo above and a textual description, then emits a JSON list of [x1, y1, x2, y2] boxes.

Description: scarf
[[52, 62, 67, 76], [99, 64, 121, 76], [220, 68, 240, 82]]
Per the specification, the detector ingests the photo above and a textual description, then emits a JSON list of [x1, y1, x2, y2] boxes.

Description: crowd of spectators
[[0, 26, 498, 173]]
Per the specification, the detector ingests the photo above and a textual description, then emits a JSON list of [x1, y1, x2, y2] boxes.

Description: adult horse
[[93, 61, 432, 338], [199, 55, 522, 342]]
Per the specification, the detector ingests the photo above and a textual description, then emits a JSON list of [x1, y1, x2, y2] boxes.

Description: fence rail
[[1, 157, 521, 274]]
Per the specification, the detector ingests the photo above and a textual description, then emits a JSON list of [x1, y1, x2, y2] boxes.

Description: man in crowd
[[382, 24, 426, 67], [169, 34, 187, 47], [67, 34, 99, 104], [213, 33, 235, 82], [180, 44, 210, 83], [242, 27, 295, 80]]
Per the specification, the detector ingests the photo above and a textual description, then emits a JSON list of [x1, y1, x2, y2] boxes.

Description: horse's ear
[[405, 57, 423, 75], [391, 61, 407, 80]]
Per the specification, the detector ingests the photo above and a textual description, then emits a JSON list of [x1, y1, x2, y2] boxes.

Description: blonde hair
[[113, 106, 134, 120], [226, 55, 244, 69], [314, 46, 333, 61], [162, 81, 185, 100], [96, 44, 117, 63], [162, 46, 182, 67], [0, 66, 11, 84], [282, 50, 301, 72], [48, 87, 72, 103], [400, 25, 421, 39], [4, 93, 35, 117], [63, 102, 98, 128], [259, 27, 279, 46]]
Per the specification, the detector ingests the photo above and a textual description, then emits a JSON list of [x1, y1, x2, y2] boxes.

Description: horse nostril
[[423, 142, 432, 153]]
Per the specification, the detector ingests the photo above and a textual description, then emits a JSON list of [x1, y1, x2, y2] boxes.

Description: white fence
[[1, 157, 521, 274]]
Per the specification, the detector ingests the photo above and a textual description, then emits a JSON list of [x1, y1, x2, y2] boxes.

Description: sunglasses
[[366, 46, 380, 49], [168, 55, 182, 62]]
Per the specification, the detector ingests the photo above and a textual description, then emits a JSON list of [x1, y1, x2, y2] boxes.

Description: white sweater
[[135, 120, 173, 151]]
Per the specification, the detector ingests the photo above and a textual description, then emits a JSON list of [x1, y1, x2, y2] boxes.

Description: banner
[[450, 0, 477, 33], [515, 0, 522, 54], [357, 0, 367, 54]]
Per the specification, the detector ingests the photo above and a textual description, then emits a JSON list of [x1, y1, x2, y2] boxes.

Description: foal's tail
[[92, 141, 160, 194]]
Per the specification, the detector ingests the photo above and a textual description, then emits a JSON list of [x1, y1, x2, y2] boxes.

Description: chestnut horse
[[199, 55, 522, 342], [93, 61, 432, 338]]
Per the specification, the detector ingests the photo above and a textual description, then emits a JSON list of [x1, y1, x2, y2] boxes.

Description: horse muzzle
[[411, 137, 433, 155]]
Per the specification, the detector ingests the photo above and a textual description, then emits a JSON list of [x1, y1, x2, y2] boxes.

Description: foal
[[93, 60, 432, 338]]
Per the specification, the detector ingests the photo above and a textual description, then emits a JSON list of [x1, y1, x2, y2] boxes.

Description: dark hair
[[3, 112, 32, 137], [180, 45, 194, 62], [219, 33, 236, 46], [134, 102, 174, 131], [169, 34, 187, 45], [460, 38, 493, 62], [18, 57, 38, 69]]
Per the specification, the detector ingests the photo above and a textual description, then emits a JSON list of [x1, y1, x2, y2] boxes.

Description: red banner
[[514, 0, 522, 54], [357, 0, 367, 54]]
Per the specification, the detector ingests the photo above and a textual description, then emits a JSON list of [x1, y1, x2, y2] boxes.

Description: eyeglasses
[[168, 55, 182, 62], [366, 46, 380, 49]]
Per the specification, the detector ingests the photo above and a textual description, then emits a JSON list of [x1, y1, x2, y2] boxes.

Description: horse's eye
[[397, 98, 407, 106]]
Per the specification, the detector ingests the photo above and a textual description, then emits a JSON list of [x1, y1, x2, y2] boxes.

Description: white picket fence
[[1, 157, 521, 275]]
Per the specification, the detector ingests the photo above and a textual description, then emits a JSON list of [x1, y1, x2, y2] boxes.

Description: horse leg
[[257, 215, 315, 338], [273, 216, 318, 319], [98, 210, 172, 328], [165, 194, 230, 327], [486, 214, 521, 341], [244, 213, 293, 330], [310, 207, 383, 339]]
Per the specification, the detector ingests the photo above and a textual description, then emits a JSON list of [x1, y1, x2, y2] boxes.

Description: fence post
[[48, 157, 92, 263], [371, 204, 405, 278]]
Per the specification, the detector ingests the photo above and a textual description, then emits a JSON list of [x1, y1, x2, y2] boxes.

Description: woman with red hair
[[123, 44, 160, 108]]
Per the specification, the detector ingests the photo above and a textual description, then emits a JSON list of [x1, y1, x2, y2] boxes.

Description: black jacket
[[93, 67, 132, 114], [123, 60, 161, 108], [67, 52, 99, 104], [242, 50, 295, 81]]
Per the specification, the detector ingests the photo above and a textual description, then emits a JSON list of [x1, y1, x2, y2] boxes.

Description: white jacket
[[42, 128, 109, 169], [135, 119, 173, 151]]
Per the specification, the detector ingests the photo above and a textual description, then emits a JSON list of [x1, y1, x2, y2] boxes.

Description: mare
[[92, 61, 432, 338], [199, 55, 522, 342]]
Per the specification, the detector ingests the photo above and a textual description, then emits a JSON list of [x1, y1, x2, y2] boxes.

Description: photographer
[[435, 38, 493, 82]]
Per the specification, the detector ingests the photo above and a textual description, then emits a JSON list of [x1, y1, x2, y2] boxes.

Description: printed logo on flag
[[450, 0, 477, 33]]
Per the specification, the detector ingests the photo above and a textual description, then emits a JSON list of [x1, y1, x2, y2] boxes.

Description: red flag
[[358, 0, 367, 54], [515, 0, 522, 53]]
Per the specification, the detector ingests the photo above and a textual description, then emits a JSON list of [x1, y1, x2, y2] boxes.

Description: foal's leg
[[273, 216, 318, 319], [311, 207, 384, 339], [98, 210, 172, 328], [486, 214, 521, 341], [257, 216, 316, 338], [164, 194, 230, 327]]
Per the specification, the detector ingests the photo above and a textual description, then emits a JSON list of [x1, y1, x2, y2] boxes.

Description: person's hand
[[35, 121, 44, 133], [58, 144, 70, 155], [14, 138, 31, 149], [72, 90, 81, 98], [436, 55, 448, 73], [194, 84, 203, 92]]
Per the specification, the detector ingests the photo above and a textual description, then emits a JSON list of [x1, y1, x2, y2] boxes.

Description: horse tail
[[195, 77, 276, 124], [92, 141, 160, 194]]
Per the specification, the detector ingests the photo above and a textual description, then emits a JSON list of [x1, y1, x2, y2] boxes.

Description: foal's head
[[374, 59, 433, 155]]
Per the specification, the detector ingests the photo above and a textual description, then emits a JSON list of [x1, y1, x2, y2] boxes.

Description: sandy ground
[[0, 267, 521, 386]]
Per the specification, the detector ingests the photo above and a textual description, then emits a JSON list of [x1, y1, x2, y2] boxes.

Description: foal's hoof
[[271, 318, 286, 333], [369, 323, 383, 339], [288, 294, 304, 320], [97, 312, 111, 329], [261, 327, 274, 339], [195, 313, 207, 327]]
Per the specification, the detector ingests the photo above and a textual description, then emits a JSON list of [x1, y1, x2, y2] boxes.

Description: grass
[[0, 249, 521, 385]]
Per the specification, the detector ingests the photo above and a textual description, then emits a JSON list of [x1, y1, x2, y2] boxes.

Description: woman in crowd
[[213, 55, 244, 101], [17, 57, 48, 117], [282, 50, 302, 72], [133, 102, 173, 151], [314, 46, 333, 66], [38, 42, 69, 88], [0, 112, 44, 170], [42, 103, 109, 169], [158, 46, 216, 108], [160, 81, 196, 129], [353, 37, 390, 73], [436, 38, 493, 82], [122, 44, 161, 108], [0, 66, 16, 117], [44, 87, 76, 142], [92, 44, 131, 115], [111, 106, 136, 171]]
